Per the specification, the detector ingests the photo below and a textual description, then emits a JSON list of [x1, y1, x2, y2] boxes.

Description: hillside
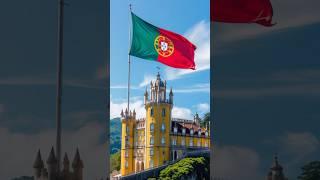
[[110, 118, 121, 154]]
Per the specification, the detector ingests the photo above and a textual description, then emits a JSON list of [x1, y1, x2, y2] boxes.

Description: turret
[[169, 87, 173, 104], [121, 109, 124, 118], [133, 109, 136, 119], [266, 154, 288, 180], [33, 149, 44, 180], [144, 87, 149, 105], [62, 153, 70, 179], [194, 112, 200, 125], [46, 147, 58, 180], [72, 148, 84, 180], [41, 168, 48, 180]]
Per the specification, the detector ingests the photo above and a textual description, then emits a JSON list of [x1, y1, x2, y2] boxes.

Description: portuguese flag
[[129, 12, 196, 70]]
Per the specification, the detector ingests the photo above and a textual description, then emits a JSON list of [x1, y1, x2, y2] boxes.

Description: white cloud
[[139, 74, 155, 87], [173, 83, 210, 94], [110, 99, 145, 119], [213, 145, 263, 180], [196, 103, 210, 114], [280, 132, 319, 156], [164, 21, 210, 80], [110, 97, 194, 120], [172, 106, 193, 120], [0, 122, 106, 179]]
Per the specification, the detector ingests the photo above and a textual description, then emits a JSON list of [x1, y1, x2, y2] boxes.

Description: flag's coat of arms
[[154, 35, 174, 57]]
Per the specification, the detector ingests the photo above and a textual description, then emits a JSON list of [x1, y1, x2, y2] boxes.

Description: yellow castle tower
[[120, 73, 210, 176]]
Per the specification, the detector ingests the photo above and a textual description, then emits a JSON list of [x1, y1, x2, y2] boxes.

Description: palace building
[[120, 73, 210, 176]]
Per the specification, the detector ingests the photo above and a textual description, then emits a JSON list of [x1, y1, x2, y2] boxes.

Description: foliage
[[110, 151, 121, 172], [110, 118, 122, 154], [159, 157, 209, 180], [200, 112, 210, 128], [298, 161, 320, 180]]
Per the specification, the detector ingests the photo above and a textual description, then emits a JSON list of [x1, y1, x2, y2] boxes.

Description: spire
[[33, 149, 44, 168], [157, 71, 160, 80], [63, 153, 70, 168], [47, 147, 57, 164], [144, 87, 148, 96], [120, 109, 124, 117], [72, 148, 84, 169], [125, 108, 128, 117], [133, 109, 136, 118]]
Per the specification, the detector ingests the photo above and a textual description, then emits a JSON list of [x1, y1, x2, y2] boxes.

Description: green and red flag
[[129, 12, 196, 70]]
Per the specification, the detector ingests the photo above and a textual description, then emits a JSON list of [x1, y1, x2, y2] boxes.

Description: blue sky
[[110, 0, 210, 120]]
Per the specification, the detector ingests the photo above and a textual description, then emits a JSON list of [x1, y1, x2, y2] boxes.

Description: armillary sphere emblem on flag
[[154, 35, 174, 57]]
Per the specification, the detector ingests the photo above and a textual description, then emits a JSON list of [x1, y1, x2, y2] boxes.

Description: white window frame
[[150, 137, 154, 145], [150, 123, 154, 132]]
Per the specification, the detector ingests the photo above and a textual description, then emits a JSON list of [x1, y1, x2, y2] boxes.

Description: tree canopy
[[298, 161, 320, 180]]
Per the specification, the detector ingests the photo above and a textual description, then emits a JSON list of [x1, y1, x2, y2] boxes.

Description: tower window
[[161, 137, 165, 145], [125, 160, 128, 168], [161, 123, 165, 132], [174, 127, 177, 133], [150, 160, 154, 168], [150, 123, 154, 132], [150, 148, 154, 156], [162, 108, 166, 117], [150, 108, 154, 116], [150, 137, 154, 145], [126, 126, 129, 133], [125, 136, 129, 146]]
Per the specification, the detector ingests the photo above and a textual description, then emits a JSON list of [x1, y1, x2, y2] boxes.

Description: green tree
[[298, 161, 320, 180], [201, 112, 210, 128], [110, 151, 121, 172], [159, 157, 209, 180]]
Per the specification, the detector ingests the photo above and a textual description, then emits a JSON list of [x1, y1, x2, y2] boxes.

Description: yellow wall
[[144, 103, 172, 169], [120, 117, 135, 176]]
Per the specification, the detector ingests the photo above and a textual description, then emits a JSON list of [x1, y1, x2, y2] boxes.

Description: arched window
[[161, 123, 165, 132], [126, 126, 129, 133], [162, 108, 166, 117], [150, 123, 154, 131], [174, 127, 178, 133], [150, 107, 154, 116], [190, 129, 194, 135], [182, 128, 186, 135], [125, 160, 128, 168], [125, 150, 129, 157], [150, 137, 154, 145], [150, 148, 154, 156], [205, 131, 208, 137], [161, 137, 165, 145], [189, 138, 193, 146]]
